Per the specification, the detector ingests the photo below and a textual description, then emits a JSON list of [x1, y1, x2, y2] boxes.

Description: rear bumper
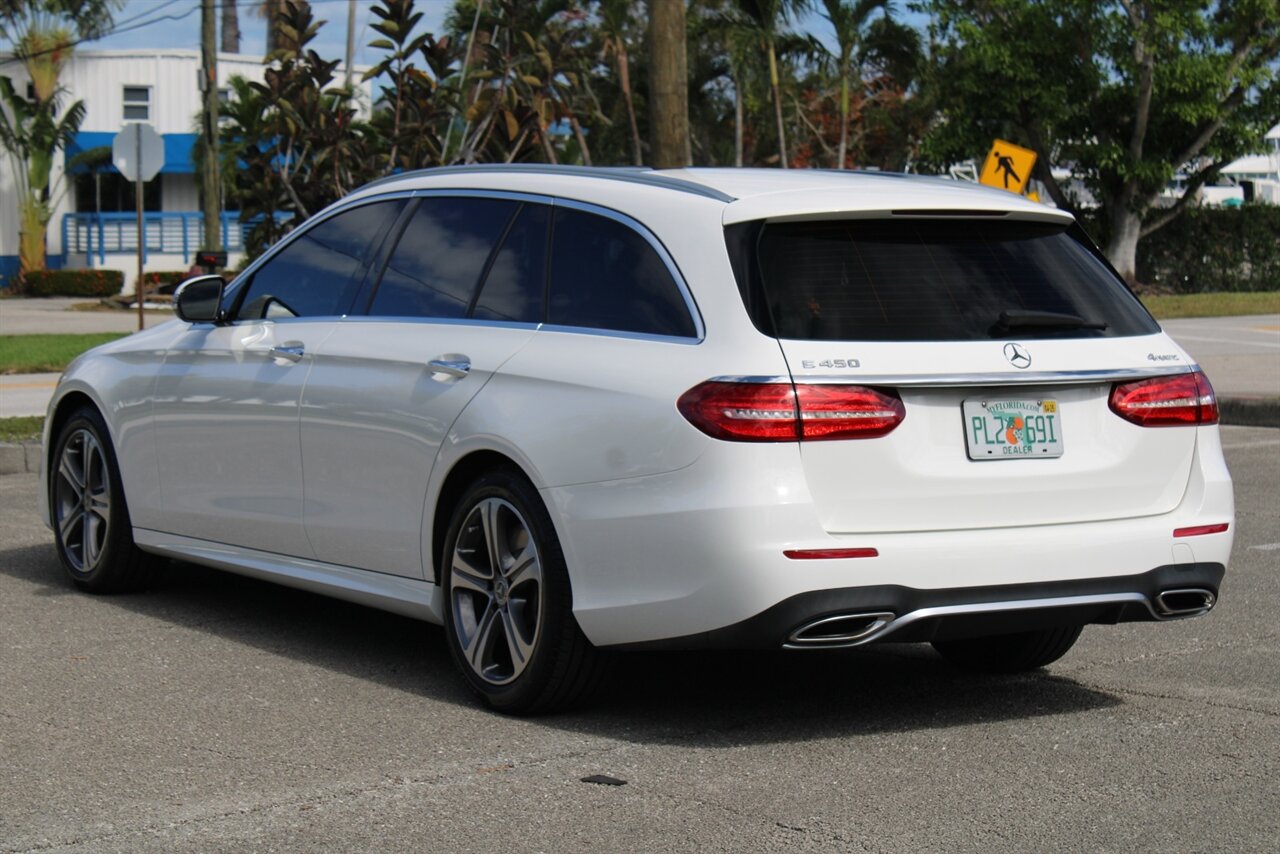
[[608, 562, 1225, 651], [548, 430, 1233, 648]]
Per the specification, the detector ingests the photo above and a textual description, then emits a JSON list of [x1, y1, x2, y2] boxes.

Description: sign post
[[112, 123, 164, 329]]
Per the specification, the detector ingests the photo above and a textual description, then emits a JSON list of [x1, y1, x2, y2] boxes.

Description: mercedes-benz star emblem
[[1003, 342, 1032, 369]]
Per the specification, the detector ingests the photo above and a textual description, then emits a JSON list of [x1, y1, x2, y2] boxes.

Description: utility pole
[[648, 0, 689, 168], [200, 0, 222, 261], [344, 0, 357, 92]]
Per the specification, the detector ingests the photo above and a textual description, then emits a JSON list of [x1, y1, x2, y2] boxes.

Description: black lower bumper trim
[[607, 563, 1225, 651]]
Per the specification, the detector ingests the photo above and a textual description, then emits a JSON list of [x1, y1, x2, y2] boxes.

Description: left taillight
[[1109, 370, 1219, 427], [677, 380, 905, 442]]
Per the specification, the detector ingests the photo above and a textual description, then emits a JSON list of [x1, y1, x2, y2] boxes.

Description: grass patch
[[0, 333, 128, 375], [1141, 292, 1280, 320], [0, 415, 44, 443]]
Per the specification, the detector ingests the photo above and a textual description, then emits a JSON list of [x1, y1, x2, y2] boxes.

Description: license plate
[[963, 398, 1064, 460]]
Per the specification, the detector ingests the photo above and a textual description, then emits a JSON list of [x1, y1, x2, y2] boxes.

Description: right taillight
[[677, 380, 905, 442], [1109, 370, 1219, 427]]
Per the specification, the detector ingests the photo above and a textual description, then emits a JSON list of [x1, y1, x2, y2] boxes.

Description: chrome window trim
[[338, 315, 542, 333], [712, 365, 1196, 387], [222, 190, 419, 322], [538, 324, 703, 346], [550, 197, 705, 342]]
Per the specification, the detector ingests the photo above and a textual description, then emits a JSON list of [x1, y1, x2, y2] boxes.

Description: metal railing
[[60, 211, 286, 265]]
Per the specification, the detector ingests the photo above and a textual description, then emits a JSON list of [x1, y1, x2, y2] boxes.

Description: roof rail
[[359, 164, 736, 202]]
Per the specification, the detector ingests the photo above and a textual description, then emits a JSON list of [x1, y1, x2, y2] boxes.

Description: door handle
[[428, 358, 471, 379], [269, 344, 305, 363]]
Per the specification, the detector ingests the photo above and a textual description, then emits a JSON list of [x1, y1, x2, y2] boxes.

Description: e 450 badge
[[801, 358, 861, 369]]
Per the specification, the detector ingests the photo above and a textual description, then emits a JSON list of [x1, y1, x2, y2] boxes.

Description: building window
[[74, 172, 162, 213], [123, 86, 150, 121]]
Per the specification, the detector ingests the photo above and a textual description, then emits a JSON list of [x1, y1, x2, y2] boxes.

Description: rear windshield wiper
[[992, 309, 1108, 333]]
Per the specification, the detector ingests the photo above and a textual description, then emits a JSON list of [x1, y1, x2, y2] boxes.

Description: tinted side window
[[548, 208, 696, 338], [472, 203, 549, 324], [369, 196, 517, 319], [237, 200, 402, 320]]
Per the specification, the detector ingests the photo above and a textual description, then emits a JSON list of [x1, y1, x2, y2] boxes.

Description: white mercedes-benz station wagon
[[40, 166, 1234, 712]]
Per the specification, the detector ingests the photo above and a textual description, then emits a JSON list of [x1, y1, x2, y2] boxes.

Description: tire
[[49, 406, 156, 593], [931, 625, 1084, 673], [441, 468, 607, 714]]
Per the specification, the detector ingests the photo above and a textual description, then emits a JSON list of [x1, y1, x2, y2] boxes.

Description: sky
[[3, 0, 859, 69]]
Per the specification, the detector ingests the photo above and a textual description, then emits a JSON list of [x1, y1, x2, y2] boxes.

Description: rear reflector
[[783, 547, 879, 560], [677, 381, 904, 442], [1109, 371, 1219, 427], [1173, 523, 1229, 538]]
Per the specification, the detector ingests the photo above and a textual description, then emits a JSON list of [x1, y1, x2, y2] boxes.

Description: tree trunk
[[221, 0, 240, 54], [616, 43, 643, 166], [569, 113, 592, 166], [1105, 207, 1143, 284], [767, 42, 787, 168], [837, 70, 849, 169], [17, 199, 47, 287], [734, 71, 744, 167], [648, 0, 689, 168], [264, 0, 280, 56]]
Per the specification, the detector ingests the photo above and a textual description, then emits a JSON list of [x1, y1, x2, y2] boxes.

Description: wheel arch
[[429, 449, 533, 586], [47, 390, 103, 455]]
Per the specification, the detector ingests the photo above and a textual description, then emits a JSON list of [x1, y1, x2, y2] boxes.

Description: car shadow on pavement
[[3, 544, 1122, 745]]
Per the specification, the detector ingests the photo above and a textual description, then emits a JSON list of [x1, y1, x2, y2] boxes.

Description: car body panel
[[150, 318, 336, 557], [300, 318, 537, 577]]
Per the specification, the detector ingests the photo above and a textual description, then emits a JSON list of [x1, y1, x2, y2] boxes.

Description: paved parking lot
[[1, 425, 1277, 853]]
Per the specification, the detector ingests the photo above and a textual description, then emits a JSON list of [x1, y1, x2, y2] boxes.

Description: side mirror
[[175, 275, 226, 323]]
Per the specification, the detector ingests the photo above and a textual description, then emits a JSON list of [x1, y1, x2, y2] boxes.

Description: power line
[[1, 0, 418, 68]]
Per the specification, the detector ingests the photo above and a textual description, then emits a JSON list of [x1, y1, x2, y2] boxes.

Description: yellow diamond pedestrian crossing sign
[[980, 139, 1036, 195]]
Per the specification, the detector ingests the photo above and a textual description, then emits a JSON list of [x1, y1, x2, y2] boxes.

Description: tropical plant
[[727, 0, 809, 167], [596, 0, 643, 164], [363, 0, 456, 172], [0, 0, 119, 286], [220, 0, 379, 254]]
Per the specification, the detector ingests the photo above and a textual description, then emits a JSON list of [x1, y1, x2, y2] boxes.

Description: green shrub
[[25, 269, 125, 297], [1137, 206, 1280, 293]]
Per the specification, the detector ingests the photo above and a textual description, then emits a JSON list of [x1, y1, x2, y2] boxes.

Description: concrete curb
[[2, 396, 1276, 478], [1220, 398, 1280, 429], [0, 441, 42, 476]]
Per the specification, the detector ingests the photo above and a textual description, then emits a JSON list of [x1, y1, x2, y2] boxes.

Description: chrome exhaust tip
[[785, 611, 896, 648], [1154, 588, 1216, 618]]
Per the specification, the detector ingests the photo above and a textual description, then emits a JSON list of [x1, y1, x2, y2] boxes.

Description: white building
[[1220, 123, 1280, 204], [0, 48, 370, 293]]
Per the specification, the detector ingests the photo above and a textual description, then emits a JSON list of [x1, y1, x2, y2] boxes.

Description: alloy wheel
[[54, 428, 112, 574], [449, 498, 544, 685]]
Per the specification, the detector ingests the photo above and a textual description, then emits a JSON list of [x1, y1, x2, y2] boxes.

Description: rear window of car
[[727, 218, 1159, 341]]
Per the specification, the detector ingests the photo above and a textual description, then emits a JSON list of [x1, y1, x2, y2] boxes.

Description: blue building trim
[[66, 131, 198, 174], [0, 254, 18, 289]]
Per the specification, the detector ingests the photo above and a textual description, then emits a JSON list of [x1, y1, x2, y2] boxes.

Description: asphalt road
[[1, 426, 1278, 853]]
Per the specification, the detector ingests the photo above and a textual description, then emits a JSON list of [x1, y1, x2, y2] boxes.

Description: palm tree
[[730, 0, 807, 168], [0, 0, 115, 285], [820, 0, 917, 168]]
